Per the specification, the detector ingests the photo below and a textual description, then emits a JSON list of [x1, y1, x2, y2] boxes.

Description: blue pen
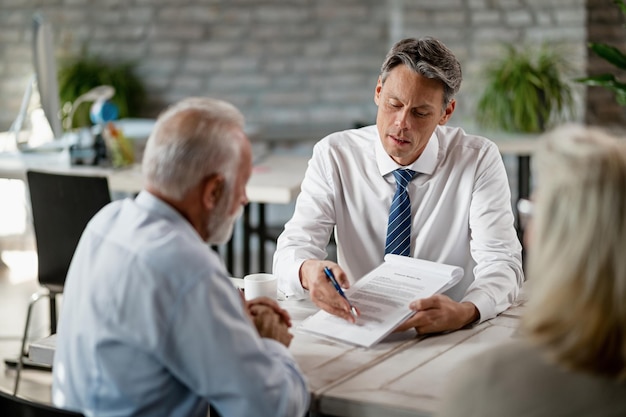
[[323, 266, 358, 318]]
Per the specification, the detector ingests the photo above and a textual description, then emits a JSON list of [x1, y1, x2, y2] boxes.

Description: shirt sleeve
[[159, 271, 310, 417], [463, 142, 524, 321], [273, 141, 337, 299]]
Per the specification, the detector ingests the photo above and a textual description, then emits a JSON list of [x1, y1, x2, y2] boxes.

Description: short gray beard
[[206, 202, 242, 245]]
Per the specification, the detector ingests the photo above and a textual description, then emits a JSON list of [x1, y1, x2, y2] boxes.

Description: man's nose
[[395, 109, 409, 129]]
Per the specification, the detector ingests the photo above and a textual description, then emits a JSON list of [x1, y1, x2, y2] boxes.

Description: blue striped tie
[[385, 169, 416, 256]]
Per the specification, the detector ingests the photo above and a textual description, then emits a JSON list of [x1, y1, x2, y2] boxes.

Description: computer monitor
[[32, 12, 63, 140]]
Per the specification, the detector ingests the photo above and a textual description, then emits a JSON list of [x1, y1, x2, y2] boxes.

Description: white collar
[[375, 127, 440, 177]]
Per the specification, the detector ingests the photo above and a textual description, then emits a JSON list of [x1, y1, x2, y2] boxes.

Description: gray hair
[[380, 37, 462, 109], [523, 124, 626, 380], [142, 97, 244, 200]]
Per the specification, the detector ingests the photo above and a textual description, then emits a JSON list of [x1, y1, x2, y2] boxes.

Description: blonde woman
[[438, 124, 626, 416]]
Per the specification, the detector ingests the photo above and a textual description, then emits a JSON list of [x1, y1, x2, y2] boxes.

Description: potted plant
[[58, 53, 146, 130], [576, 0, 626, 106], [476, 43, 575, 133]]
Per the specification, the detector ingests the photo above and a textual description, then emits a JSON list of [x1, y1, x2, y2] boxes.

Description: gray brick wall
[[586, 0, 626, 127], [401, 0, 588, 127], [0, 0, 600, 135]]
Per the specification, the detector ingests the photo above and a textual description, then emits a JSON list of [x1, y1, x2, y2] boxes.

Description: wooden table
[[314, 311, 523, 416], [29, 289, 524, 417]]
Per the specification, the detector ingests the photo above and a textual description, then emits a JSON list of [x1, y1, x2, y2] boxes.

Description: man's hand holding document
[[298, 255, 463, 348]]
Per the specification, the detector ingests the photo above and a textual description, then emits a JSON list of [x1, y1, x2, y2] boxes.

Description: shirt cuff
[[277, 259, 308, 300], [461, 291, 498, 324]]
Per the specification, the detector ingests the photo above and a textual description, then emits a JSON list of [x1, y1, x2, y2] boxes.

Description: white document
[[297, 255, 464, 348]]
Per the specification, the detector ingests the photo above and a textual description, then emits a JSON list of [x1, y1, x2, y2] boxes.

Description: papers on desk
[[298, 255, 463, 348]]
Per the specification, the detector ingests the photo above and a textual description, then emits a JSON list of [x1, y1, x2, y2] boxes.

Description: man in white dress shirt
[[273, 37, 523, 335]]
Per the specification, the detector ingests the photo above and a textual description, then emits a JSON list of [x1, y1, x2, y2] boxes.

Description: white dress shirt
[[273, 124, 523, 322], [53, 191, 309, 417]]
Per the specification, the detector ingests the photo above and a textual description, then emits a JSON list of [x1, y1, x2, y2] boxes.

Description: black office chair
[[12, 170, 111, 395], [0, 388, 84, 417]]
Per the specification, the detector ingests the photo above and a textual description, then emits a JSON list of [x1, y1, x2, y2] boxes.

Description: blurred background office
[[0, 0, 624, 134]]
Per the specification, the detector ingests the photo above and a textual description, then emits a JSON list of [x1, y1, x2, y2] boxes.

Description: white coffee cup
[[243, 273, 277, 300]]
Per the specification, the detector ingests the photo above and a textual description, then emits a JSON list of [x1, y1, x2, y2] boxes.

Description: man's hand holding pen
[[323, 266, 359, 319], [299, 260, 360, 323]]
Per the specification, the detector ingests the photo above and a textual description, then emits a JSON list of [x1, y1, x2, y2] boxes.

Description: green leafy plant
[[576, 0, 626, 106], [58, 54, 146, 129], [477, 43, 575, 133]]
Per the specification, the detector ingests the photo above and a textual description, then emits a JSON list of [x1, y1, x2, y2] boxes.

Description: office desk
[[104, 155, 312, 275], [228, 278, 420, 397], [242, 154, 309, 274], [27, 293, 419, 400], [288, 299, 524, 416], [0, 151, 309, 197], [30, 284, 524, 417], [0, 133, 538, 200], [0, 151, 310, 276], [315, 314, 520, 417]]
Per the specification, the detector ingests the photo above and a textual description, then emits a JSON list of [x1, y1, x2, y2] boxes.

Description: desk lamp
[[64, 85, 116, 130], [66, 85, 119, 165]]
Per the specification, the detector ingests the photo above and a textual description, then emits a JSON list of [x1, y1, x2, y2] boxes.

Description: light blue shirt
[[53, 191, 309, 417]]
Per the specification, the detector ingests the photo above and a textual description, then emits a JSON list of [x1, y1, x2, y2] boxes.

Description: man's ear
[[374, 76, 383, 106], [202, 174, 225, 210], [438, 99, 456, 125]]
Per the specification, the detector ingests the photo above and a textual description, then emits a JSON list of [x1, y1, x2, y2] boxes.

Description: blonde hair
[[523, 124, 626, 380], [142, 97, 244, 201]]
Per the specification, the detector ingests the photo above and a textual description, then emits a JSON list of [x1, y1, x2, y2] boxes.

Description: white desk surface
[[1, 130, 541, 198], [0, 151, 310, 205], [30, 283, 524, 417], [246, 154, 309, 204], [285, 298, 419, 395], [314, 288, 528, 417], [492, 137, 542, 155], [233, 276, 422, 395], [316, 315, 521, 417]]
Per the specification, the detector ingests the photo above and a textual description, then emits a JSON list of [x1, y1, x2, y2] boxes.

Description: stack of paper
[[298, 255, 463, 348]]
